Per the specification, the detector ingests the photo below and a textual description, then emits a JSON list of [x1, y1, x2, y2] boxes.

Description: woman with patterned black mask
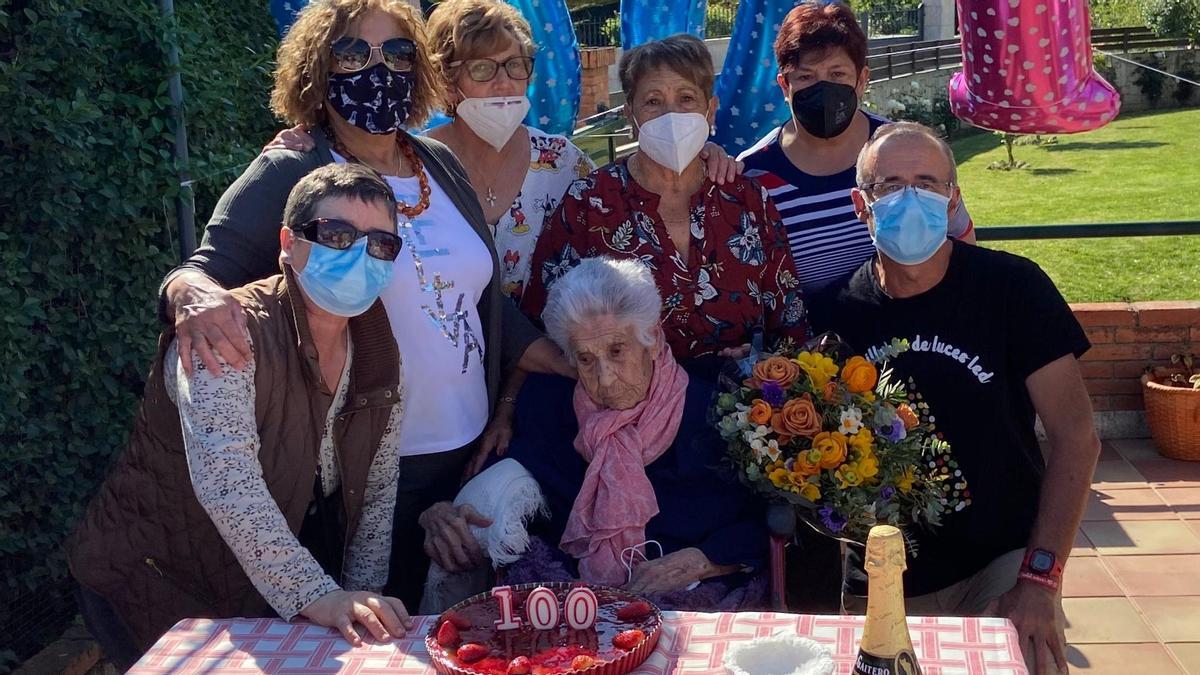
[[157, 0, 572, 613], [738, 2, 975, 297]]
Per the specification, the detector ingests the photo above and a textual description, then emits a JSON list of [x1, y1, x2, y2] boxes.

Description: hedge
[[0, 1, 279, 667]]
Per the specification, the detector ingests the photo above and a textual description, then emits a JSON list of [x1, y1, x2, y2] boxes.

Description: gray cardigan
[[163, 128, 541, 412]]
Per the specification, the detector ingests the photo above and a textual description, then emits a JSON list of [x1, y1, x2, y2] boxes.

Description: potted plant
[[1142, 353, 1200, 461]]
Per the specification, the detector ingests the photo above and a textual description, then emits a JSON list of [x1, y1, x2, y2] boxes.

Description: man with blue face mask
[[806, 123, 1100, 675], [69, 164, 416, 668]]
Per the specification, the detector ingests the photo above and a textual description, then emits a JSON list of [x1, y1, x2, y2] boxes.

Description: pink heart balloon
[[948, 0, 1121, 134]]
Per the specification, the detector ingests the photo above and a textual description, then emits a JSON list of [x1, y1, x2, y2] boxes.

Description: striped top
[[738, 113, 890, 294]]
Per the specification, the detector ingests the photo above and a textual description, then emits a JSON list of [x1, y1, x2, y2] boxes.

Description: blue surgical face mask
[[295, 238, 394, 317], [867, 186, 952, 265]]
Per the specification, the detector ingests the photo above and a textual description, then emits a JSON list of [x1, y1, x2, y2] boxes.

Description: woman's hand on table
[[418, 502, 492, 573], [699, 142, 744, 186], [168, 272, 252, 377], [625, 548, 737, 595], [300, 589, 413, 646], [263, 125, 314, 153]]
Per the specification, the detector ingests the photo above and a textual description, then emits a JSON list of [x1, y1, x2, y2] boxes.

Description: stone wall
[[1100, 48, 1200, 114]]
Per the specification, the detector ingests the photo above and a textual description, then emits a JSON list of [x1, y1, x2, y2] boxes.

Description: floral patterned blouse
[[521, 160, 809, 359], [493, 128, 595, 301]]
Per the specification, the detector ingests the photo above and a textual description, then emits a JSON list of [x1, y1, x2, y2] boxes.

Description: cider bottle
[[852, 525, 922, 675]]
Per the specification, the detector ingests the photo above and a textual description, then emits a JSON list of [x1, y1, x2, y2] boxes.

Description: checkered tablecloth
[[130, 612, 1028, 674]]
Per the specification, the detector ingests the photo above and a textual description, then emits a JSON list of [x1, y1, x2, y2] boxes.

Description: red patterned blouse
[[521, 160, 809, 359]]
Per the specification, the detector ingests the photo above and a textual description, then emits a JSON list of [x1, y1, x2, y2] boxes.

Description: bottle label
[[853, 649, 921, 675]]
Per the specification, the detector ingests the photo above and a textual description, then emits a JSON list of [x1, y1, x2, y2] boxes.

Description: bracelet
[[498, 395, 518, 406], [1018, 570, 1061, 592]]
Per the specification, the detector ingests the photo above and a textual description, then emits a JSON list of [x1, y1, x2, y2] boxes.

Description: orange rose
[[748, 399, 773, 425], [822, 381, 840, 403], [897, 403, 920, 429], [750, 356, 801, 389], [812, 431, 848, 469], [841, 356, 878, 394], [771, 397, 823, 439]]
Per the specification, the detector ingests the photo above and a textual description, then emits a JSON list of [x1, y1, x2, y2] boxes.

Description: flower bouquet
[[713, 335, 970, 545]]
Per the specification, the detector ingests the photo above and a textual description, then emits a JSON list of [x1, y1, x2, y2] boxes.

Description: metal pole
[[160, 0, 196, 261]]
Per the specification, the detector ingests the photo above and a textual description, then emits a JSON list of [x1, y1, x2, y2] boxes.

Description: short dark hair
[[775, 2, 867, 74], [282, 163, 397, 230], [619, 33, 715, 102]]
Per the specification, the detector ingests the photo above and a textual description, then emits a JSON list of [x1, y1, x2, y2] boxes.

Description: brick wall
[[1074, 301, 1200, 412], [578, 47, 616, 121]]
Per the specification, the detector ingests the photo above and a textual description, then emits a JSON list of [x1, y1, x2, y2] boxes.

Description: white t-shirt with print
[[492, 127, 594, 302], [333, 150, 493, 456]]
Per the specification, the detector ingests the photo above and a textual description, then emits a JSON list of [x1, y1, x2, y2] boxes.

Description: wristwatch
[[1018, 548, 1064, 591]]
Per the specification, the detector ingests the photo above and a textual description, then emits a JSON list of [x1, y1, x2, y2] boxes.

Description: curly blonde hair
[[270, 0, 442, 129], [426, 0, 534, 110]]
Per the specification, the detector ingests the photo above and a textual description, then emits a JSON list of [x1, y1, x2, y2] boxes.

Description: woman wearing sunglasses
[[71, 164, 414, 669], [158, 0, 571, 613]]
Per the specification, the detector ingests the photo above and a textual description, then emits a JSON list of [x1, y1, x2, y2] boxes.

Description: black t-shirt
[[807, 241, 1090, 597]]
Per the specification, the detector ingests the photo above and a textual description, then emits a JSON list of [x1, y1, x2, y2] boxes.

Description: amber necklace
[[325, 125, 432, 219]]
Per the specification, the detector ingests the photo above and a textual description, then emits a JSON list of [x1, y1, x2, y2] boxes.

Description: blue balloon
[[506, 0, 582, 136], [712, 0, 799, 154], [620, 0, 707, 49], [269, 0, 304, 36]]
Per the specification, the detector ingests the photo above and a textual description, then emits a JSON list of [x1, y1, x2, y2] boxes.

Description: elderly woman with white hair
[[489, 257, 767, 608]]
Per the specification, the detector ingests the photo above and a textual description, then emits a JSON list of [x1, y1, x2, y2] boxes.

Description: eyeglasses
[[449, 56, 535, 82], [860, 181, 956, 200], [330, 37, 416, 73], [289, 218, 403, 261]]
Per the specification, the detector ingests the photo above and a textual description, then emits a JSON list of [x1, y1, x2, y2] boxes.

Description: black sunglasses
[[290, 218, 402, 261], [330, 36, 416, 73], [449, 56, 535, 82]]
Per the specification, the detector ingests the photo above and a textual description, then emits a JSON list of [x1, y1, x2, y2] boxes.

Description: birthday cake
[[425, 582, 662, 675]]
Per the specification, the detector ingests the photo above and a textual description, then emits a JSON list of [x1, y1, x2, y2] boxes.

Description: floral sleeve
[[755, 184, 810, 345], [519, 176, 591, 322], [165, 340, 339, 620]]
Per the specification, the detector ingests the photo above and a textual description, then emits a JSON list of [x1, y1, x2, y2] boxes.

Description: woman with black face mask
[[156, 0, 574, 613], [738, 2, 974, 297]]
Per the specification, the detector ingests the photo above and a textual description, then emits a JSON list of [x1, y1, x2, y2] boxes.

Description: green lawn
[[950, 107, 1200, 302]]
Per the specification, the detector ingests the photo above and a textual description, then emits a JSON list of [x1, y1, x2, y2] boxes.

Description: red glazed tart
[[426, 582, 662, 675]]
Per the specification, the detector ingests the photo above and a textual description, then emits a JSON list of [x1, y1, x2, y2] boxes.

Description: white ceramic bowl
[[723, 635, 835, 675]]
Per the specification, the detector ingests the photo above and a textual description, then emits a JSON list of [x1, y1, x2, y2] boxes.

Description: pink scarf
[[560, 340, 689, 585]]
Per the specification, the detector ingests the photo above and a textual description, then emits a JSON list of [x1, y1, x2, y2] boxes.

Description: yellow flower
[[897, 465, 917, 493], [841, 356, 878, 393], [858, 391, 877, 403], [798, 480, 821, 501], [858, 453, 880, 482], [768, 465, 791, 489], [835, 463, 863, 489], [848, 429, 875, 458], [812, 431, 848, 469], [796, 351, 839, 390]]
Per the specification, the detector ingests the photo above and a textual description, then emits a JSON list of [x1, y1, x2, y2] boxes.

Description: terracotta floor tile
[[1063, 557, 1123, 597], [1066, 643, 1184, 674], [1081, 521, 1200, 555], [1084, 487, 1174, 521], [1133, 597, 1200, 643], [1105, 555, 1200, 596], [1157, 487, 1200, 519], [1063, 597, 1157, 643], [1166, 643, 1200, 674], [1092, 460, 1150, 489], [1073, 530, 1099, 557], [1110, 438, 1163, 462], [1131, 459, 1200, 488]]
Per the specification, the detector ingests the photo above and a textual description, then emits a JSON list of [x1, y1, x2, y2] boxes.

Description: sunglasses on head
[[330, 36, 416, 73], [449, 56, 535, 82], [290, 218, 403, 261]]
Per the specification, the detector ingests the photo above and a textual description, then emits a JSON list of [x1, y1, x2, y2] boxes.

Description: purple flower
[[819, 506, 848, 534], [878, 418, 907, 443], [880, 486, 896, 501], [761, 381, 786, 407]]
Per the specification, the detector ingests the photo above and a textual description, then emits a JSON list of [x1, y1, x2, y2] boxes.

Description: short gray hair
[[542, 257, 662, 363], [283, 163, 397, 230], [855, 121, 958, 187]]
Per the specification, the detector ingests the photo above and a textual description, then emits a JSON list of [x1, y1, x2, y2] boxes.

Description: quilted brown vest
[[67, 272, 401, 650]]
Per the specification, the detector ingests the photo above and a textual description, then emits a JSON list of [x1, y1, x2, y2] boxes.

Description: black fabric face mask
[[790, 80, 859, 139], [326, 62, 415, 134]]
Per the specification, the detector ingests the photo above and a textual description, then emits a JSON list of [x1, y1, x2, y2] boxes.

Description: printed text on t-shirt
[[866, 334, 994, 383]]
